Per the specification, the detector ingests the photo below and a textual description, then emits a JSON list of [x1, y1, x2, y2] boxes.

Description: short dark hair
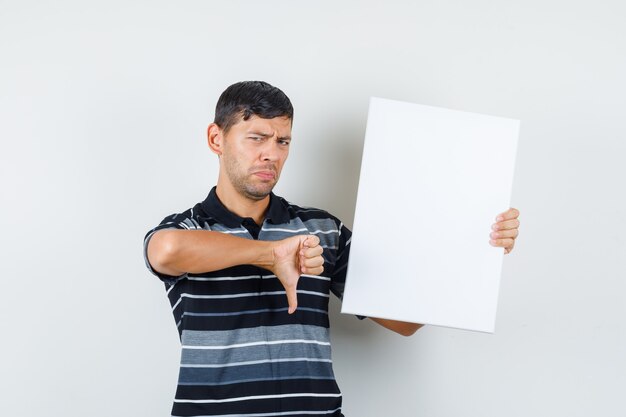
[[214, 81, 294, 134]]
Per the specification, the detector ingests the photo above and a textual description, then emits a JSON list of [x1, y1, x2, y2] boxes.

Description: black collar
[[200, 186, 290, 228]]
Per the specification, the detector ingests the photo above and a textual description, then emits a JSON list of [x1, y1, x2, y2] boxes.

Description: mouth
[[252, 171, 276, 180]]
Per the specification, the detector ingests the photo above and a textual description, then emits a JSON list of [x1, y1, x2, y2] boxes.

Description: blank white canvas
[[341, 97, 520, 333]]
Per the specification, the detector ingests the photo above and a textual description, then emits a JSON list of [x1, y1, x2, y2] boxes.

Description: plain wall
[[1, 1, 625, 416]]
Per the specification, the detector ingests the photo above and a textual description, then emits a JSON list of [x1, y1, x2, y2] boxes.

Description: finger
[[492, 219, 520, 231], [490, 229, 519, 239], [302, 255, 325, 269], [504, 240, 515, 254], [489, 238, 515, 248], [284, 284, 298, 314], [301, 245, 323, 258], [303, 234, 320, 248], [303, 265, 324, 276], [495, 207, 520, 221]]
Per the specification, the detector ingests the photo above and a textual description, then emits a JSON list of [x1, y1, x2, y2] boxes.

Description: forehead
[[234, 115, 292, 135]]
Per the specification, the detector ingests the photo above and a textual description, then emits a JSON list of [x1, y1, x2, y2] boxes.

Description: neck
[[215, 179, 270, 225]]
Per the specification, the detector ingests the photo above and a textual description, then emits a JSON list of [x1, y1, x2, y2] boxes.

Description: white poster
[[341, 97, 520, 333]]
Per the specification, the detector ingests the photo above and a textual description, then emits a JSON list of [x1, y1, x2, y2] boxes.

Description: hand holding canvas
[[490, 207, 520, 254]]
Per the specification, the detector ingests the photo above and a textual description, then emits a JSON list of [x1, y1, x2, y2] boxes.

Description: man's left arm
[[368, 317, 424, 336], [370, 207, 521, 336]]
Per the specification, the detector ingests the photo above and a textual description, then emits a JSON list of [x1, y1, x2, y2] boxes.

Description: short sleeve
[[143, 213, 194, 285], [330, 222, 367, 321]]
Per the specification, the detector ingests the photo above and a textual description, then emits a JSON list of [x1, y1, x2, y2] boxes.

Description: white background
[[1, 1, 625, 416]]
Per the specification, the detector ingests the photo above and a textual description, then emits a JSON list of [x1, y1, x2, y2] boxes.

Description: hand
[[489, 207, 520, 254], [269, 234, 324, 314]]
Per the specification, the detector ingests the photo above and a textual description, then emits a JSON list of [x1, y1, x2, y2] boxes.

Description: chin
[[244, 186, 274, 200]]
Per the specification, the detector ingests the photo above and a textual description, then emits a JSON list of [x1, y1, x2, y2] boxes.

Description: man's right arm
[[146, 229, 324, 314], [146, 229, 275, 277]]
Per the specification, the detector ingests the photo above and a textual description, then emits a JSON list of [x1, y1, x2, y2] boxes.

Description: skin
[[208, 114, 293, 224], [489, 208, 520, 254], [148, 113, 521, 336]]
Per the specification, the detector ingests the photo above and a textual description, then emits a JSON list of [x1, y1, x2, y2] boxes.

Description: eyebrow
[[247, 130, 291, 141]]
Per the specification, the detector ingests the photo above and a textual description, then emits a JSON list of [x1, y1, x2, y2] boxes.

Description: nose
[[259, 136, 280, 162]]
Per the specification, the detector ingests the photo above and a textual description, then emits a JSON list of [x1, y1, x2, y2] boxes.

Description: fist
[[270, 234, 325, 314]]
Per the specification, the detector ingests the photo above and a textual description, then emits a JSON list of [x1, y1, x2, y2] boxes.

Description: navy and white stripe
[[143, 186, 364, 417]]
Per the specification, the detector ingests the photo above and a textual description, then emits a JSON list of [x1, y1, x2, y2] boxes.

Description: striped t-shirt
[[143, 186, 366, 417]]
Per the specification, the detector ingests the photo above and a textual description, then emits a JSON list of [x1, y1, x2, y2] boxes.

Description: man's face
[[220, 114, 292, 201]]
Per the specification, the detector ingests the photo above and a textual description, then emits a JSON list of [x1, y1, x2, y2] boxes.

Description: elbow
[[147, 231, 181, 274]]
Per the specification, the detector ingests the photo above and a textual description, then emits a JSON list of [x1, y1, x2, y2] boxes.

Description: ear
[[207, 123, 223, 156]]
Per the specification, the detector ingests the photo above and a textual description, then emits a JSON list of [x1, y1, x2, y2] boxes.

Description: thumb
[[285, 284, 298, 314]]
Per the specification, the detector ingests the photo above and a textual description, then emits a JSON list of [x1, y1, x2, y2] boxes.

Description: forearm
[[369, 317, 424, 336], [147, 229, 274, 276]]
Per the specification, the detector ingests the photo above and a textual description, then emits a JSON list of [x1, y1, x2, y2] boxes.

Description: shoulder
[[150, 201, 207, 232], [277, 196, 343, 227]]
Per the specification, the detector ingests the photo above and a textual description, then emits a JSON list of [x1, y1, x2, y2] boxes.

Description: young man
[[143, 81, 521, 417]]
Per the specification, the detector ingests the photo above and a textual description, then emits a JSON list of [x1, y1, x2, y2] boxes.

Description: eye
[[248, 136, 263, 142], [279, 140, 290, 146]]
